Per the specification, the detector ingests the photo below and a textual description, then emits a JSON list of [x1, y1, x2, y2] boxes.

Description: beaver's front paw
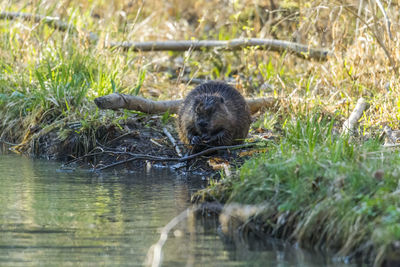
[[190, 135, 202, 145], [201, 134, 211, 143]]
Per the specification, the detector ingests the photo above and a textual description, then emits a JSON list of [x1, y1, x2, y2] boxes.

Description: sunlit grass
[[1, 0, 400, 263], [203, 115, 400, 265]]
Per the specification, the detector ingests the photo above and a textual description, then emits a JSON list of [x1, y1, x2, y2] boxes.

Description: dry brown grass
[[0, 0, 399, 137], [1, 1, 400, 264]]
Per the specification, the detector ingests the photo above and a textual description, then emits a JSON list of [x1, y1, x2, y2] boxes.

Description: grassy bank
[[1, 0, 400, 264], [196, 115, 400, 265]]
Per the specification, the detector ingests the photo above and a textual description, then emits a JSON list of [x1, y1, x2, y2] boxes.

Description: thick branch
[[108, 38, 331, 60], [94, 93, 277, 115], [342, 98, 369, 135], [94, 93, 182, 114]]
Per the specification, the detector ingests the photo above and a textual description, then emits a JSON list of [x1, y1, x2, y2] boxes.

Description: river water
[[0, 153, 351, 266]]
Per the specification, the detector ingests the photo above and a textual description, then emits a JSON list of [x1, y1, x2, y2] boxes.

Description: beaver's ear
[[193, 97, 202, 113]]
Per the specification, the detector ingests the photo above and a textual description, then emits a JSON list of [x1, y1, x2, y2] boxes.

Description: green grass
[[1, 1, 400, 264], [0, 28, 126, 143], [203, 114, 400, 265]]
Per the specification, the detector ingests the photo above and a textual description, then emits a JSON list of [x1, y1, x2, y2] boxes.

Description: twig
[[342, 98, 369, 135], [355, 0, 364, 38], [371, 0, 392, 40], [150, 138, 163, 147], [162, 127, 182, 157], [61, 147, 105, 167], [108, 38, 331, 60], [145, 206, 200, 267], [96, 143, 260, 171], [383, 143, 400, 148], [0, 138, 17, 146], [342, 4, 398, 74], [174, 77, 211, 85], [353, 0, 392, 40], [105, 131, 137, 145], [145, 201, 267, 267]]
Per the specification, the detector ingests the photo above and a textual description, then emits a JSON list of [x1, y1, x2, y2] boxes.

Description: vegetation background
[[0, 0, 400, 265]]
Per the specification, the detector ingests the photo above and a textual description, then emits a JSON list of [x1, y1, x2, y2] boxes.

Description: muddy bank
[[0, 111, 256, 176]]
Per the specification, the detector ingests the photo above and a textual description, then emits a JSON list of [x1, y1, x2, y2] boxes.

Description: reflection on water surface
[[0, 154, 351, 266]]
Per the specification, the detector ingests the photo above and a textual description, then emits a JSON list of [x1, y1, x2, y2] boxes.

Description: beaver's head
[[193, 95, 229, 136]]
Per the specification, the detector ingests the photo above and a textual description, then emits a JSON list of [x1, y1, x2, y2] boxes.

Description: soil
[[7, 112, 253, 176]]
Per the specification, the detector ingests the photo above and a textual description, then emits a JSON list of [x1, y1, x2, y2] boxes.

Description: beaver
[[177, 81, 251, 152]]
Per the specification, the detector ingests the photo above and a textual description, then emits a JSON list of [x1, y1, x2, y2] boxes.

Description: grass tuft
[[205, 115, 400, 264]]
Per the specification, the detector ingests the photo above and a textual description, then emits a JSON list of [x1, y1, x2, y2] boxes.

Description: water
[[0, 153, 350, 266]]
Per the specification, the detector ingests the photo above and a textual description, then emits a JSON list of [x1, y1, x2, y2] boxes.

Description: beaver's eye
[[195, 105, 202, 114]]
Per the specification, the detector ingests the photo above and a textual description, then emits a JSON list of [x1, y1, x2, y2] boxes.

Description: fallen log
[[108, 39, 331, 61], [94, 93, 277, 115]]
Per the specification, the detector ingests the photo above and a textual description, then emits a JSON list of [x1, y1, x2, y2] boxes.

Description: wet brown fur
[[177, 81, 251, 152]]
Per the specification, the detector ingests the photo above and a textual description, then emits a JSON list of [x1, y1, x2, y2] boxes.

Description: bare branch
[[94, 93, 182, 114], [342, 98, 369, 135], [355, 0, 364, 38], [95, 143, 260, 171], [0, 138, 17, 146], [94, 93, 277, 115], [108, 38, 331, 61], [371, 0, 392, 40], [343, 4, 398, 74], [163, 127, 182, 157]]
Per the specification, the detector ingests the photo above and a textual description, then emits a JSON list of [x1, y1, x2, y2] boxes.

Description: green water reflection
[[0, 154, 198, 266], [0, 154, 351, 266]]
